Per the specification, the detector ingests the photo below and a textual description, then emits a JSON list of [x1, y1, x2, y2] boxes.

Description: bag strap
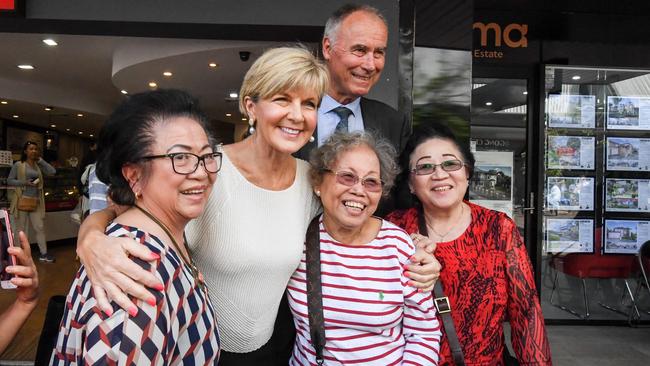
[[417, 207, 466, 366], [306, 215, 325, 365]]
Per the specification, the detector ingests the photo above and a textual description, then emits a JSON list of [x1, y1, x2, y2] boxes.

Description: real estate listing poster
[[604, 219, 650, 254], [547, 94, 596, 129], [547, 136, 595, 170], [606, 137, 650, 171], [546, 177, 594, 211], [469, 151, 514, 218], [605, 178, 650, 213], [545, 218, 594, 253], [606, 96, 650, 130]]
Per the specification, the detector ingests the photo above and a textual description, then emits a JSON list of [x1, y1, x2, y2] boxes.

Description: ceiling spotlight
[[12, 115, 19, 118], [163, 71, 173, 77], [77, 113, 84, 117], [66, 128, 70, 131], [485, 102, 493, 106], [50, 124, 56, 128], [226, 113, 232, 117], [241, 117, 247, 121], [43, 39, 58, 46], [18, 64, 34, 70], [229, 92, 238, 98], [572, 75, 581, 80], [0, 101, 7, 105], [78, 131, 83, 135], [523, 91, 528, 95], [121, 89, 128, 95], [44, 106, 53, 111], [89, 134, 94, 137], [209, 62, 218, 68], [148, 82, 157, 88]]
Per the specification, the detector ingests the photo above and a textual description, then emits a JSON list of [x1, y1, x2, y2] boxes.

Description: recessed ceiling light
[[77, 113, 84, 117], [148, 82, 157, 88], [121, 89, 128, 95], [18, 64, 34, 70], [50, 124, 56, 128], [163, 71, 172, 77], [572, 75, 581, 80], [12, 115, 19, 118], [43, 39, 58, 46], [485, 102, 493, 106], [229, 92, 238, 98], [209, 62, 218, 68], [226, 113, 232, 117], [44, 106, 53, 111], [89, 134, 94, 137], [523, 91, 528, 95], [0, 101, 7, 105], [241, 117, 247, 121], [78, 131, 83, 135], [66, 128, 70, 131]]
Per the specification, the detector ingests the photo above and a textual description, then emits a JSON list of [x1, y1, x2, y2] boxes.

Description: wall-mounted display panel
[[546, 177, 594, 211], [606, 137, 650, 171], [547, 94, 596, 129], [606, 96, 650, 130], [604, 219, 650, 254], [605, 178, 650, 212], [545, 218, 594, 253], [547, 136, 596, 170]]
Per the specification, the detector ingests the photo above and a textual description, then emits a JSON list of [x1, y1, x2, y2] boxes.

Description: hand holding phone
[[30, 178, 40, 185], [0, 209, 17, 289]]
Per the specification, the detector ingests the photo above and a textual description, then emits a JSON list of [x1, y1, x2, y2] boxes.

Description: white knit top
[[185, 149, 320, 353]]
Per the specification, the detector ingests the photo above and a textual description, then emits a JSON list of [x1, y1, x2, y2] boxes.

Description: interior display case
[[541, 66, 650, 321], [43, 167, 80, 211]]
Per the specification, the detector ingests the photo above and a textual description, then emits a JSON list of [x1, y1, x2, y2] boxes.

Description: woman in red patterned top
[[386, 124, 552, 365]]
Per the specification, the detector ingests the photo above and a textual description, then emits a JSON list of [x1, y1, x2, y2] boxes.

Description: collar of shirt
[[317, 95, 363, 146]]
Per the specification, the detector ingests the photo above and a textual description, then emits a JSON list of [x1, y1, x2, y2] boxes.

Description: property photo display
[[606, 137, 650, 171], [545, 218, 594, 253], [547, 135, 595, 170], [606, 96, 650, 130], [605, 178, 650, 212], [547, 94, 596, 129], [546, 177, 594, 211], [604, 219, 650, 254], [469, 151, 514, 217]]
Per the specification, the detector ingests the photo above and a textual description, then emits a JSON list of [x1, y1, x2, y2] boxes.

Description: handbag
[[17, 196, 38, 212], [417, 207, 466, 366]]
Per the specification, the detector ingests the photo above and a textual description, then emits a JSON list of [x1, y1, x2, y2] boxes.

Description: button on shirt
[[317, 95, 363, 146]]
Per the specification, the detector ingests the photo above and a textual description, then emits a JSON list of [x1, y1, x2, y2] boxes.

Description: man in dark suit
[[295, 4, 410, 161]]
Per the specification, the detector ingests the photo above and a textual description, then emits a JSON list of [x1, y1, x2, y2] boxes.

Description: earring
[[315, 190, 320, 197], [248, 118, 255, 134], [309, 135, 315, 143], [135, 191, 142, 200]]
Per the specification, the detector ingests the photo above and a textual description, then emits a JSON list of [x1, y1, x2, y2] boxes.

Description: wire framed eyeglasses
[[410, 159, 464, 175], [323, 169, 384, 192]]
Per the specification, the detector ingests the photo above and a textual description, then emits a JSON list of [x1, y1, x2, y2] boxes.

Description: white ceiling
[[0, 32, 299, 137]]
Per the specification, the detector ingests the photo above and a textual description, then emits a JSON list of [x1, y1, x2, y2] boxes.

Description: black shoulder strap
[[306, 215, 326, 365], [417, 208, 466, 366]]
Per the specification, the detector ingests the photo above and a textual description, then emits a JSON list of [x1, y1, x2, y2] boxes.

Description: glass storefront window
[[540, 66, 650, 321]]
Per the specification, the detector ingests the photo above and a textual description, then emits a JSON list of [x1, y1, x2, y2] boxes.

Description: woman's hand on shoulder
[[404, 233, 441, 292], [77, 209, 162, 316]]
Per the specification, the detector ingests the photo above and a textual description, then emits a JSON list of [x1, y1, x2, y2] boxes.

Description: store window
[[540, 66, 650, 321]]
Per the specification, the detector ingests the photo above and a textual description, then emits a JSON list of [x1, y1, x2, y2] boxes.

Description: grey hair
[[309, 131, 399, 197], [323, 4, 388, 44]]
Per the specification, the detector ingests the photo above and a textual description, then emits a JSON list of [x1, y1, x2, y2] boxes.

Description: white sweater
[[186, 150, 320, 353]]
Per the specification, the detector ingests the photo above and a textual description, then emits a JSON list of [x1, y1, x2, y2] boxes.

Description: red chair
[[548, 228, 640, 319]]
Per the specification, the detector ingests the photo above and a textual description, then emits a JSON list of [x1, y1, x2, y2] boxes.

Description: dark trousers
[[218, 292, 296, 366]]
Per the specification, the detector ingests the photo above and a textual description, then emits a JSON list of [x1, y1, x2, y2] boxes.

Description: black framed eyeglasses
[[323, 169, 384, 192], [142, 152, 222, 175], [410, 159, 464, 176]]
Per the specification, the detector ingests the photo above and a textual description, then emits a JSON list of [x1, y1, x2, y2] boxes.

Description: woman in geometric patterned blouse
[[386, 123, 552, 366], [51, 89, 221, 365]]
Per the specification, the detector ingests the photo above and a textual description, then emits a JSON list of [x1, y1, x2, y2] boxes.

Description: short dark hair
[[20, 141, 39, 162], [95, 89, 212, 206], [394, 123, 475, 208]]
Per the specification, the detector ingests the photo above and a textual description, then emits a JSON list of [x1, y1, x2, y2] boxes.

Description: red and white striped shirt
[[287, 217, 441, 365]]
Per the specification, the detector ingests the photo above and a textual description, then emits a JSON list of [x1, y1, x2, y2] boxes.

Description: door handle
[[522, 192, 535, 213]]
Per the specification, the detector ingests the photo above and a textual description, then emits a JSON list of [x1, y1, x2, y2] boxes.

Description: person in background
[[288, 131, 441, 365], [386, 123, 552, 365], [73, 46, 439, 366], [51, 89, 221, 365], [7, 141, 56, 263], [0, 231, 39, 354]]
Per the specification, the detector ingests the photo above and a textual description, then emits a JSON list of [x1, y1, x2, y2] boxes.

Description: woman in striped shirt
[[287, 131, 442, 365]]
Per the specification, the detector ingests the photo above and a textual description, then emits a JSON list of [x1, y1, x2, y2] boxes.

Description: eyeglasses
[[323, 169, 383, 192], [411, 159, 464, 175], [142, 152, 222, 175]]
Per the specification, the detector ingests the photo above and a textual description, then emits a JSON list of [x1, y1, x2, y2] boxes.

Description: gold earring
[[315, 190, 320, 197]]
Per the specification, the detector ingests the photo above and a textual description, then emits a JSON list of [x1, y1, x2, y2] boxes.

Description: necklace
[[426, 203, 466, 242], [134, 205, 205, 292]]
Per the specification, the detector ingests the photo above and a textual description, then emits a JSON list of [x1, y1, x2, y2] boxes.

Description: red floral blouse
[[386, 202, 552, 366]]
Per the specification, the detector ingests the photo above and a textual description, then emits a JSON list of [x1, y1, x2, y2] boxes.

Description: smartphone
[[0, 209, 17, 290], [31, 177, 40, 185]]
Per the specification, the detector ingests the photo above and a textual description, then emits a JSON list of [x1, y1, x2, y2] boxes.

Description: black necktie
[[332, 106, 353, 133]]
